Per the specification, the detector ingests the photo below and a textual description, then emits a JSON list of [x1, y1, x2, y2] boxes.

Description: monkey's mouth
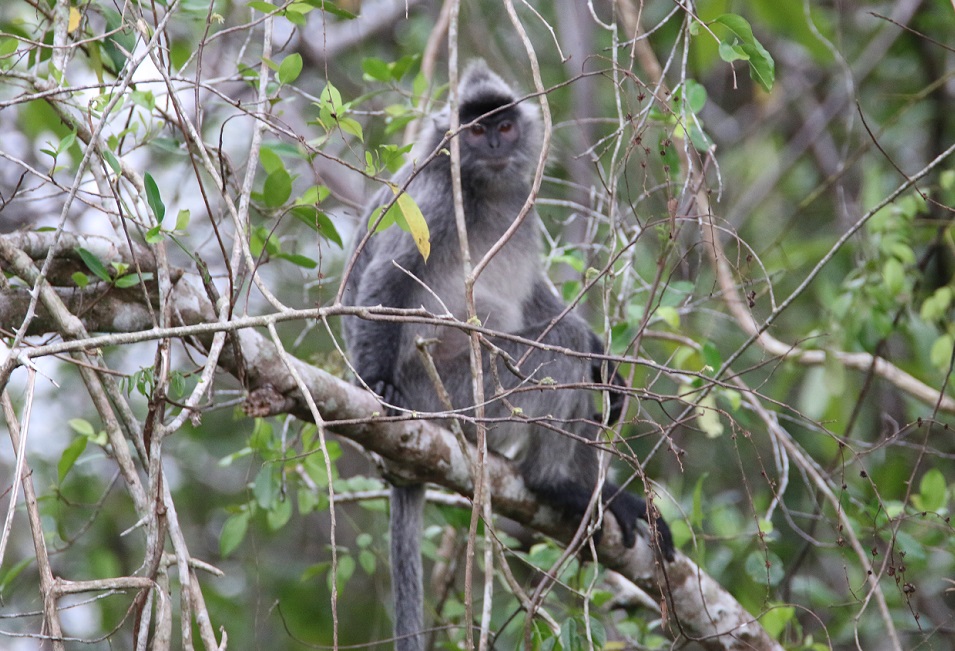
[[483, 158, 511, 171]]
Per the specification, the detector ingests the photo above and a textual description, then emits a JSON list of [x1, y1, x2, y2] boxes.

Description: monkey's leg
[[390, 483, 426, 651]]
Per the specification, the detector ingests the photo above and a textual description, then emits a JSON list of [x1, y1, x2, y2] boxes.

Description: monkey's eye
[[470, 124, 486, 136], [498, 121, 513, 133]]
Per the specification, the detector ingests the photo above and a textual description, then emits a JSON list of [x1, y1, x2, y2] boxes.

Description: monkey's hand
[[368, 379, 406, 417], [607, 494, 676, 562]]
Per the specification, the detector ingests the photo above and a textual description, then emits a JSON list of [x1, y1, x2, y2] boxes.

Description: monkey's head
[[428, 60, 544, 187]]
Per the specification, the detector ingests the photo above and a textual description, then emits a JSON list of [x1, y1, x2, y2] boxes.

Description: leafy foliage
[[0, 0, 953, 650]]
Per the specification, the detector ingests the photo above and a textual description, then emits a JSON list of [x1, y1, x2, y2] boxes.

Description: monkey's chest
[[417, 269, 532, 368]]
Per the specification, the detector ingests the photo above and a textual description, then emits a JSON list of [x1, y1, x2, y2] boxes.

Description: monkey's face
[[459, 108, 525, 176]]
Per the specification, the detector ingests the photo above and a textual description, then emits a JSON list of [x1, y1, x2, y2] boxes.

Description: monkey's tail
[[390, 483, 425, 651]]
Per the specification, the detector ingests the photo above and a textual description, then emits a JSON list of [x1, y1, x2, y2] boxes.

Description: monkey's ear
[[430, 107, 451, 135]]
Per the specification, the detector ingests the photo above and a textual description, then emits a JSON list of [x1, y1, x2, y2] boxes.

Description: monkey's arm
[[522, 279, 628, 423], [494, 279, 674, 560], [345, 249, 420, 409]]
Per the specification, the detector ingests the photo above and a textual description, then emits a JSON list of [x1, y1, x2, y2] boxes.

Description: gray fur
[[342, 60, 672, 651], [389, 483, 424, 650]]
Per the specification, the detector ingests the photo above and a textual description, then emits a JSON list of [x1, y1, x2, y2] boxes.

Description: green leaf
[[286, 9, 307, 26], [71, 271, 89, 288], [0, 38, 19, 68], [58, 436, 88, 483], [298, 486, 319, 514], [301, 561, 330, 583], [249, 418, 275, 452], [259, 147, 283, 174], [277, 53, 303, 85], [655, 305, 680, 329], [358, 549, 376, 574], [390, 55, 419, 81], [303, 449, 336, 487], [882, 258, 905, 296], [744, 549, 784, 586], [328, 554, 355, 594], [145, 224, 164, 244], [712, 14, 775, 92], [143, 172, 165, 223], [559, 618, 579, 650], [248, 0, 276, 13], [0, 557, 33, 593], [218, 446, 253, 467], [57, 130, 77, 155], [263, 168, 292, 207], [319, 82, 344, 114], [75, 247, 112, 282], [378, 143, 413, 173], [941, 169, 955, 192], [912, 468, 947, 512], [659, 133, 680, 173], [300, 184, 331, 204], [131, 89, 155, 111], [267, 498, 293, 531], [174, 209, 190, 231], [743, 46, 775, 92], [718, 41, 749, 63], [702, 341, 722, 371], [102, 149, 122, 175], [114, 272, 153, 288], [696, 394, 723, 437], [720, 388, 742, 412], [338, 117, 363, 142], [713, 14, 759, 50], [362, 57, 391, 82], [314, 211, 342, 248], [920, 287, 952, 322], [366, 205, 392, 232], [552, 253, 585, 273], [220, 511, 250, 557], [301, 0, 357, 20], [759, 603, 795, 640], [153, 137, 184, 155], [254, 465, 277, 508], [277, 252, 318, 269], [686, 81, 708, 112], [102, 8, 136, 73], [929, 334, 953, 371]]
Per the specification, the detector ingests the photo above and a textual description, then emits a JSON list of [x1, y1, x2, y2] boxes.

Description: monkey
[[342, 61, 674, 651]]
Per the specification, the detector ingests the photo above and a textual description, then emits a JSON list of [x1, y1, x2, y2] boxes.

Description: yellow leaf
[[390, 185, 430, 261], [68, 7, 81, 33]]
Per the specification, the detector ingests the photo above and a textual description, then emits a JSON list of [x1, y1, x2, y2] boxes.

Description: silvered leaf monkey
[[342, 60, 673, 651]]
